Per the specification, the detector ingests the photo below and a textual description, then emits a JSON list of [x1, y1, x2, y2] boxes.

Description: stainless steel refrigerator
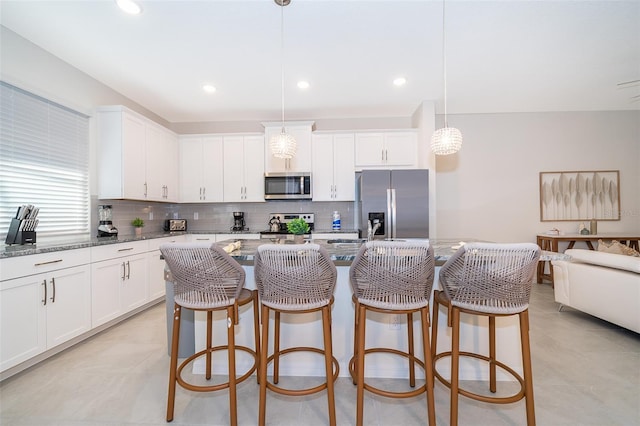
[[355, 169, 429, 239]]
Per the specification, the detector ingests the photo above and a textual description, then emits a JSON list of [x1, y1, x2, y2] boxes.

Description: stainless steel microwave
[[264, 172, 312, 200]]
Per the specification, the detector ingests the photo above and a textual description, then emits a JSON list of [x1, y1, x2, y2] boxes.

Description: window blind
[[0, 81, 90, 239]]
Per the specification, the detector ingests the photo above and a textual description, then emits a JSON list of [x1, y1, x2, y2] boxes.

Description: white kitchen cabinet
[[179, 135, 224, 203], [312, 133, 355, 201], [90, 241, 149, 328], [97, 105, 179, 202], [263, 122, 314, 172], [146, 124, 179, 202], [1, 250, 91, 373], [354, 131, 418, 168], [147, 235, 187, 300], [223, 135, 265, 202]]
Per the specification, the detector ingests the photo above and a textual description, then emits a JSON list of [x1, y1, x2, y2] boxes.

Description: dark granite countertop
[[0, 229, 359, 259]]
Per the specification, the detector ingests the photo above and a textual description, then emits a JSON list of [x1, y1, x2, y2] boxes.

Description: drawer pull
[[117, 247, 135, 252], [34, 259, 63, 267]]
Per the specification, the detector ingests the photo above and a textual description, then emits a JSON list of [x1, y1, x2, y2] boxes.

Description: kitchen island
[[188, 238, 565, 382]]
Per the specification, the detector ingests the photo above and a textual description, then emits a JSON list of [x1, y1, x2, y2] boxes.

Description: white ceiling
[[1, 0, 639, 124]]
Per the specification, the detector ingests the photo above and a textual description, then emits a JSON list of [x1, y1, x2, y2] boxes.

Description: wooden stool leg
[[273, 310, 281, 384], [450, 306, 461, 426], [520, 310, 536, 426], [489, 315, 497, 393], [167, 304, 181, 422], [420, 306, 436, 426], [407, 312, 416, 387], [322, 305, 337, 426], [355, 304, 367, 426], [252, 290, 261, 384], [206, 310, 213, 380], [227, 305, 238, 426], [431, 293, 440, 361], [258, 304, 270, 426], [352, 300, 360, 385]]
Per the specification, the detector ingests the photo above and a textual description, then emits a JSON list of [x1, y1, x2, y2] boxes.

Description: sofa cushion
[[565, 249, 640, 274], [597, 239, 640, 257]]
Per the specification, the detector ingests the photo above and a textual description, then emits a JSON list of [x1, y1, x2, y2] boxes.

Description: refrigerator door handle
[[391, 188, 397, 238], [386, 188, 392, 239]]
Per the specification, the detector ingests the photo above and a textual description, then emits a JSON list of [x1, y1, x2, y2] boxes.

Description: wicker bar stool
[[432, 242, 541, 426], [349, 240, 436, 426], [160, 243, 260, 426], [254, 243, 338, 426]]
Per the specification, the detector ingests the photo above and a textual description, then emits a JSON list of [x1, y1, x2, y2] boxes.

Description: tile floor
[[1, 283, 639, 426]]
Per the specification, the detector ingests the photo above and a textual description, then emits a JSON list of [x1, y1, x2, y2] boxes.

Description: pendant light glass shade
[[270, 130, 297, 159], [430, 127, 462, 156], [270, 0, 296, 159], [431, 0, 462, 156]]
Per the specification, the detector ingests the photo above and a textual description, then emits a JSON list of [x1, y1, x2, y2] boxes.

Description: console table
[[536, 233, 640, 285]]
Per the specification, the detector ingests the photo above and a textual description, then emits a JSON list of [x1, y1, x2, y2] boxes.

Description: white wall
[[435, 111, 640, 243]]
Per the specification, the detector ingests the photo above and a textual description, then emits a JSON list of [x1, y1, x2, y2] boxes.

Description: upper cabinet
[[263, 121, 314, 173], [96, 106, 179, 202], [354, 131, 418, 169], [312, 133, 356, 201], [179, 135, 224, 203], [223, 135, 265, 202]]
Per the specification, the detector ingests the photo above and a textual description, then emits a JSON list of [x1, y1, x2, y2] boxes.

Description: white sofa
[[552, 249, 640, 334]]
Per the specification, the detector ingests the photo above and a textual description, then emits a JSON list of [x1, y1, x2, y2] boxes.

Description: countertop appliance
[[232, 211, 248, 231], [260, 213, 315, 238], [264, 172, 312, 200], [355, 169, 429, 239], [97, 204, 118, 238], [163, 219, 187, 232]]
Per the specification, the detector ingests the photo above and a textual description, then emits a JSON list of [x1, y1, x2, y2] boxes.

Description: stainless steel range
[[260, 213, 315, 239]]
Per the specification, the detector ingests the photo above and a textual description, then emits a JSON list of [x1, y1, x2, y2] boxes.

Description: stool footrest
[[434, 351, 526, 404], [349, 347, 429, 399], [265, 346, 340, 396], [176, 345, 258, 393]]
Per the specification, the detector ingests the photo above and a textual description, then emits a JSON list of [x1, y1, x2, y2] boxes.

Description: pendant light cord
[[442, 0, 448, 128], [280, 3, 286, 133]]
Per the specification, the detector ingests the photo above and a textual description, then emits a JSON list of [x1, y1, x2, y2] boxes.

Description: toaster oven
[[163, 219, 187, 232]]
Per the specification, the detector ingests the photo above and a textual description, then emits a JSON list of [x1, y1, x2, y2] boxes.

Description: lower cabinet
[[0, 264, 91, 372], [91, 253, 148, 328], [148, 235, 188, 300]]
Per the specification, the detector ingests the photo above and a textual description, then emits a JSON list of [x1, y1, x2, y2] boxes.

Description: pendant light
[[269, 0, 296, 159], [431, 0, 462, 156]]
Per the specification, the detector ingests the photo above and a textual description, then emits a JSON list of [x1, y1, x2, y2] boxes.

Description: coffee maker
[[97, 205, 118, 238], [232, 211, 247, 231]]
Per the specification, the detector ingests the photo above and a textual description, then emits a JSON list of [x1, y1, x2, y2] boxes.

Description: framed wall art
[[539, 170, 620, 222]]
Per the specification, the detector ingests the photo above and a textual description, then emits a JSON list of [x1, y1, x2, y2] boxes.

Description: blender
[[97, 205, 118, 237]]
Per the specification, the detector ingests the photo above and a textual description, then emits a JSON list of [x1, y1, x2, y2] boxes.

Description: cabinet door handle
[[202, 187, 206, 200], [121, 262, 126, 280], [34, 259, 63, 267], [42, 279, 47, 306], [144, 182, 148, 197], [118, 247, 134, 252], [126, 261, 131, 279], [50, 277, 56, 303]]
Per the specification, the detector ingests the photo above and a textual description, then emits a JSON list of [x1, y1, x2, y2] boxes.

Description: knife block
[[5, 218, 37, 245]]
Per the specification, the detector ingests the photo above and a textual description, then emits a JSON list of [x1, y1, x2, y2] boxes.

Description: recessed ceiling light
[[393, 77, 407, 87], [297, 81, 310, 90], [115, 0, 142, 15], [202, 84, 216, 94]]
